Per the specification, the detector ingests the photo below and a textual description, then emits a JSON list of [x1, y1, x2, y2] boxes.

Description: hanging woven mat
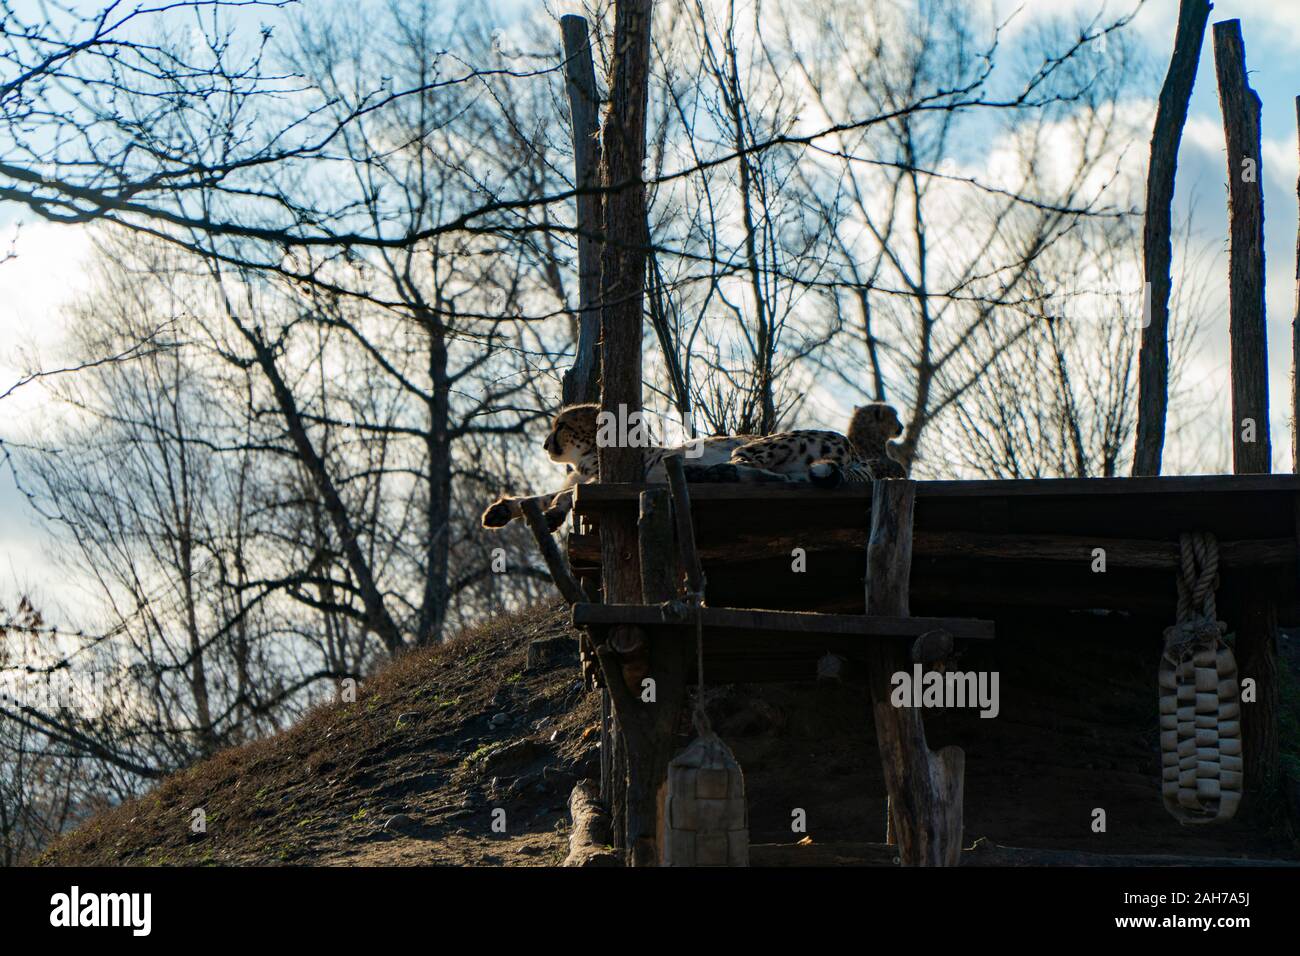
[[1158, 532, 1242, 823]]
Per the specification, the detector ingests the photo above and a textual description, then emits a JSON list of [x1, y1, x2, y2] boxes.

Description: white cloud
[[0, 221, 95, 623]]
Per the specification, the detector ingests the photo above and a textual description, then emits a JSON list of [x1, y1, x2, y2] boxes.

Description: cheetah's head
[[848, 402, 904, 452], [542, 403, 599, 465]]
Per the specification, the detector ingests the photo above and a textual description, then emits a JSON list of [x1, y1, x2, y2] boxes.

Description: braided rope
[[1158, 531, 1242, 824]]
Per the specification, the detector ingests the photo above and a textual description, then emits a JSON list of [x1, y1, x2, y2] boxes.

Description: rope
[[687, 587, 712, 737], [1158, 531, 1242, 824], [1163, 532, 1227, 655]]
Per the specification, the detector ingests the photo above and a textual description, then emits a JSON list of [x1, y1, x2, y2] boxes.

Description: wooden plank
[[571, 603, 994, 641], [638, 489, 675, 608], [573, 473, 1300, 513], [570, 529, 1296, 569]]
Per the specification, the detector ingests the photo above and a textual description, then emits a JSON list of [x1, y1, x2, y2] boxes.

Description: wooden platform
[[568, 474, 1300, 624]]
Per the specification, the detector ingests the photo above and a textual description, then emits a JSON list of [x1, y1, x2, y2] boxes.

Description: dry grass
[[37, 602, 597, 866]]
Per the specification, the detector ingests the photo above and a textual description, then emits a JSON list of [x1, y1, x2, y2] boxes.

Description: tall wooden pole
[[1293, 95, 1299, 475], [1213, 19, 1272, 475], [596, 0, 656, 865], [1214, 19, 1278, 798], [559, 15, 602, 406], [863, 480, 964, 866], [1133, 0, 1212, 477]]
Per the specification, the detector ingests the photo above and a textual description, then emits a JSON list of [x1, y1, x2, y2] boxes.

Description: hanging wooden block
[[660, 732, 748, 866], [1159, 629, 1242, 823]]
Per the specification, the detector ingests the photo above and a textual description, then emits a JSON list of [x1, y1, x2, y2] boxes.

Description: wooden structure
[[545, 8, 1297, 868], [564, 463, 990, 865], [569, 475, 1298, 624], [559, 473, 1298, 862]]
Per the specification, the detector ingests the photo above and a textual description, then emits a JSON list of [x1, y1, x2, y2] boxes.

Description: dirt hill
[[38, 602, 1300, 866], [39, 603, 597, 866]]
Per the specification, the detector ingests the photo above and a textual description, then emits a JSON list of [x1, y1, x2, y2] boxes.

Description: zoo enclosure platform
[[566, 474, 1299, 682]]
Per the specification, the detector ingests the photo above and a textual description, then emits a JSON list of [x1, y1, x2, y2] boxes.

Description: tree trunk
[[1214, 19, 1272, 475], [1133, 0, 1211, 477], [418, 329, 452, 645], [596, 0, 656, 865], [241, 327, 405, 654]]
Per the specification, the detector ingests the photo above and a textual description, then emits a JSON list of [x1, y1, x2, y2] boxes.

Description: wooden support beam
[[1134, 0, 1212, 476], [572, 473, 1300, 514], [570, 529, 1296, 569], [1214, 19, 1273, 475], [664, 454, 704, 596], [638, 488, 677, 608], [863, 480, 964, 866], [520, 498, 587, 605], [572, 603, 994, 641]]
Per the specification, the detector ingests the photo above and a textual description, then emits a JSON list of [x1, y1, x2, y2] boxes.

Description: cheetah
[[847, 402, 909, 478], [481, 403, 904, 534], [480, 404, 765, 533], [723, 430, 874, 486]]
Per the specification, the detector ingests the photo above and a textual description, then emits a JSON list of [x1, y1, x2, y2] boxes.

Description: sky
[[2, 0, 1300, 623]]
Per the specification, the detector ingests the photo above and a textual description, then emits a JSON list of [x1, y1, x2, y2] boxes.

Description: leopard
[[847, 402, 909, 478]]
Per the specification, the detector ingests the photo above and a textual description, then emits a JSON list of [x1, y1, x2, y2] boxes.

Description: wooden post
[[597, 488, 685, 865], [1215, 20, 1278, 797], [1236, 580, 1280, 794], [1133, 0, 1212, 477], [1214, 19, 1273, 475], [610, 707, 627, 850], [559, 14, 602, 406], [863, 480, 964, 866], [664, 454, 704, 595], [1293, 95, 1299, 475]]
